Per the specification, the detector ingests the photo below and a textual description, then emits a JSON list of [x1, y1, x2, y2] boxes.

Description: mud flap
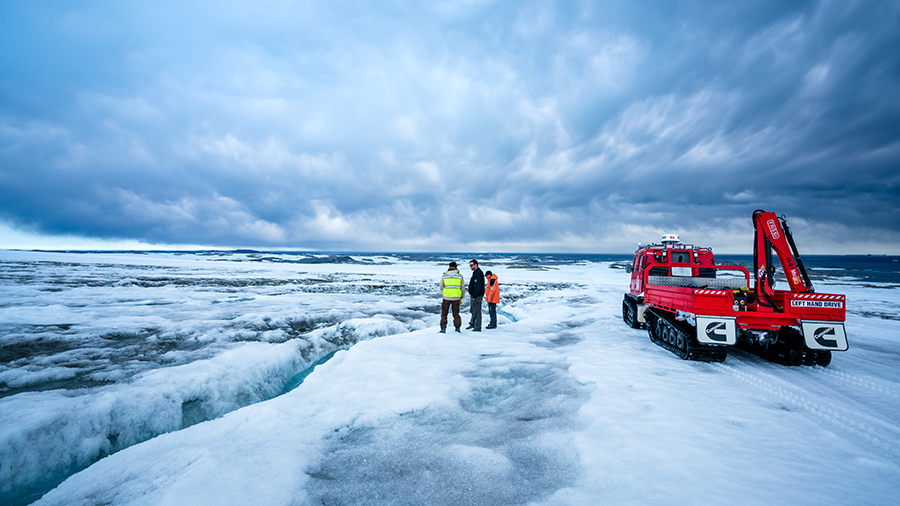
[[696, 316, 737, 345], [801, 321, 848, 351], [636, 304, 647, 323]]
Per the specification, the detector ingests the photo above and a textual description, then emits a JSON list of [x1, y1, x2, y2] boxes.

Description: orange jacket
[[485, 273, 499, 304]]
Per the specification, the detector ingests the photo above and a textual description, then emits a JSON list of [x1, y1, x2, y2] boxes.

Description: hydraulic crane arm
[[753, 210, 815, 308]]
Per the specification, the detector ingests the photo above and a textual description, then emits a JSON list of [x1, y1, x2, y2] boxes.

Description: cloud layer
[[1, 0, 898, 252]]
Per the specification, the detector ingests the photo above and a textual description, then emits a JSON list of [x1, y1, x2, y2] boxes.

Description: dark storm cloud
[[1, 0, 898, 252]]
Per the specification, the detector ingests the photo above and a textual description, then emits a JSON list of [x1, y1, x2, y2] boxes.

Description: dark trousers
[[469, 296, 483, 330], [487, 302, 497, 327], [441, 299, 461, 329]]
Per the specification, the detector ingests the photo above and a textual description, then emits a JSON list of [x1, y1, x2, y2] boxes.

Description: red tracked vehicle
[[622, 210, 848, 366]]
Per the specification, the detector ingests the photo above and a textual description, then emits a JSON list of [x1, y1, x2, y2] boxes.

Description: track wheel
[[675, 332, 685, 352]]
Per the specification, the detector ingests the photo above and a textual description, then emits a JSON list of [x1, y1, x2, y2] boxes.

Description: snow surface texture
[[1, 251, 899, 505]]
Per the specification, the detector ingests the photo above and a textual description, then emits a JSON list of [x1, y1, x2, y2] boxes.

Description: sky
[[1, 0, 898, 254]]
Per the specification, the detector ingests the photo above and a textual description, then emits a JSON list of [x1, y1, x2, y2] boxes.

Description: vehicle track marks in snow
[[808, 367, 900, 398], [711, 361, 900, 465]]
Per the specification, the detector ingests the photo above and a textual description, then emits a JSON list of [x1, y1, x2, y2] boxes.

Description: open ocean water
[[6, 249, 899, 280]]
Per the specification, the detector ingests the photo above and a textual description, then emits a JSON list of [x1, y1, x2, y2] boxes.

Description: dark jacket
[[468, 267, 485, 298]]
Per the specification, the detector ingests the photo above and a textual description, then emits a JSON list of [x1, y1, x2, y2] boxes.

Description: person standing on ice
[[439, 262, 465, 333], [466, 259, 485, 331], [484, 270, 499, 329]]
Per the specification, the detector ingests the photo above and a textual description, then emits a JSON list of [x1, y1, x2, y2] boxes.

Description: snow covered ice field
[[1, 251, 899, 505]]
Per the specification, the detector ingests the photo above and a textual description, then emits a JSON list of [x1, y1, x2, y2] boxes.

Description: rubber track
[[646, 308, 727, 362], [622, 297, 645, 329]]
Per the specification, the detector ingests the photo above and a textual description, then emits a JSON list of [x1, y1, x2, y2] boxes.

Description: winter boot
[[439, 327, 446, 333]]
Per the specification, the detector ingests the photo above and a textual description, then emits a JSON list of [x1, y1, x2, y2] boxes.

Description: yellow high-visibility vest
[[442, 271, 463, 298]]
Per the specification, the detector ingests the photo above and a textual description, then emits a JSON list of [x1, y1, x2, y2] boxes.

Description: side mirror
[[625, 263, 633, 273]]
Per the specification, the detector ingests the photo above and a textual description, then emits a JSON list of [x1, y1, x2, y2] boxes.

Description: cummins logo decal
[[801, 321, 848, 351], [696, 316, 736, 345], [813, 326, 838, 348], [704, 321, 728, 342]]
